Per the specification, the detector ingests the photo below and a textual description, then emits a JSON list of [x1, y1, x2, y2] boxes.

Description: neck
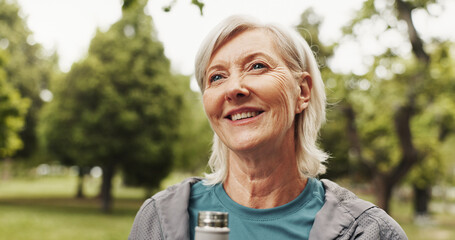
[[223, 132, 307, 209]]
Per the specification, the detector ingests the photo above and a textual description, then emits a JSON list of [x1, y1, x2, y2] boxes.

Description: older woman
[[129, 15, 407, 240]]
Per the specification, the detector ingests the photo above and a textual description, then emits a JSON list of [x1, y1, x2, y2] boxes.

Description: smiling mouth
[[228, 111, 263, 121]]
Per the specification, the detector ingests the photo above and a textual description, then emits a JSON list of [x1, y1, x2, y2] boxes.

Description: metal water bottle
[[195, 211, 230, 240]]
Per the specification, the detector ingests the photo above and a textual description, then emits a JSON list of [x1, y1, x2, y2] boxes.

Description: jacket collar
[[154, 177, 201, 240]]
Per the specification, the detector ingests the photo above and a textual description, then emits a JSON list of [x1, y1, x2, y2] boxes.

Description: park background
[[1, 0, 454, 239]]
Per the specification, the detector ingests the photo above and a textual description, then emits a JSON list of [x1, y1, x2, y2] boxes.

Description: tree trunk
[[373, 174, 393, 213], [100, 165, 115, 213], [396, 0, 433, 218], [413, 185, 431, 216], [396, 0, 430, 64], [75, 167, 85, 199], [343, 102, 417, 214], [1, 158, 12, 180]]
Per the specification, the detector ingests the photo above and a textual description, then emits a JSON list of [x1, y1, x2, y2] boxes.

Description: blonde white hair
[[195, 15, 328, 185]]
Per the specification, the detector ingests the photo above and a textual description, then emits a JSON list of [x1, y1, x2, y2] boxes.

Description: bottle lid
[[197, 211, 229, 228]]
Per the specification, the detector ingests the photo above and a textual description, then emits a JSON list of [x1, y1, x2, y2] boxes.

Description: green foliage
[[191, 0, 205, 15], [122, 0, 140, 10], [171, 78, 212, 173], [302, 0, 455, 192], [163, 0, 205, 15], [0, 50, 29, 158], [320, 109, 352, 179], [351, 0, 455, 183], [296, 8, 334, 66], [0, 0, 59, 158], [405, 41, 455, 188]]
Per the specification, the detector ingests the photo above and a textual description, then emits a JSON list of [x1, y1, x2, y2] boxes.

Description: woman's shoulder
[[356, 206, 408, 239], [312, 179, 408, 239], [134, 177, 203, 217], [129, 177, 203, 240]]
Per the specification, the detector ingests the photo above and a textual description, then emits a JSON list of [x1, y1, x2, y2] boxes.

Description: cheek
[[202, 90, 222, 119], [202, 95, 213, 116]]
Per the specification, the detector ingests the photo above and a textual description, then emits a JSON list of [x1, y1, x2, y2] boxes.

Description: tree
[[0, 50, 29, 159], [404, 40, 455, 216], [306, 0, 455, 214], [40, 0, 185, 212], [343, 0, 455, 214], [38, 71, 91, 198], [0, 0, 58, 160]]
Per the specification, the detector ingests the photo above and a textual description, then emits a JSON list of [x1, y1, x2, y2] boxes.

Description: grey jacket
[[129, 178, 407, 240]]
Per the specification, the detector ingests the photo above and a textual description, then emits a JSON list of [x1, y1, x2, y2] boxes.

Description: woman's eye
[[210, 74, 223, 82], [252, 63, 266, 70]]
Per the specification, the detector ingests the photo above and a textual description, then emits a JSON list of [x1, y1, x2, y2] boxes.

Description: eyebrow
[[206, 62, 228, 76], [206, 51, 278, 75], [238, 51, 278, 67]]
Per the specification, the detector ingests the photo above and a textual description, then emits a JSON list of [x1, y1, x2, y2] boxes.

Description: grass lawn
[[1, 173, 454, 239], [399, 214, 455, 240], [389, 199, 455, 240], [0, 198, 138, 240], [0, 174, 148, 240]]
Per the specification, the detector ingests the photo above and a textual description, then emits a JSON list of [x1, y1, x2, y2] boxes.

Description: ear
[[295, 72, 312, 114]]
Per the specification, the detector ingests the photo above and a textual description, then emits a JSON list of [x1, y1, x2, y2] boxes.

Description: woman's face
[[202, 29, 311, 153]]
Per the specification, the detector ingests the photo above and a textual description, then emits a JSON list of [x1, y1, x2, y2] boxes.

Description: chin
[[224, 136, 268, 153]]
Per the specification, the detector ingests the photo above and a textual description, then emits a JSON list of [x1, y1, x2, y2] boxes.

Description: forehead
[[209, 29, 281, 64]]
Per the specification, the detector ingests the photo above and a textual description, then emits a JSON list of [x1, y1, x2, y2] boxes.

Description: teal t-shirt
[[188, 178, 325, 240]]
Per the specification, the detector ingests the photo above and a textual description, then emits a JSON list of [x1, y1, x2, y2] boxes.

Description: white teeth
[[231, 111, 259, 121]]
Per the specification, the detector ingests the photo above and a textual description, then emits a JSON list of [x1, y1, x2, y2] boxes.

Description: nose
[[224, 76, 250, 102]]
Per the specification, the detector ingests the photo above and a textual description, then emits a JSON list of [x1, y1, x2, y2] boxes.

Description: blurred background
[[0, 0, 454, 239]]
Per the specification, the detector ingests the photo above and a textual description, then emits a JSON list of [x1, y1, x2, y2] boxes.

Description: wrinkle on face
[[251, 66, 299, 129]]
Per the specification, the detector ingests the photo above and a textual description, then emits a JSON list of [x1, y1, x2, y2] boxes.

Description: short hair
[[195, 15, 328, 185]]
